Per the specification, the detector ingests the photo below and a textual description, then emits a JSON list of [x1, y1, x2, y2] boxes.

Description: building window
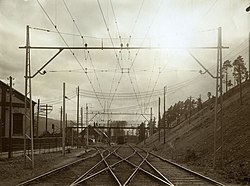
[[13, 113, 23, 135]]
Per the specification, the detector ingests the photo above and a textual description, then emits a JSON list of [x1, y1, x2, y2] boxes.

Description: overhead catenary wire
[[97, 0, 122, 69], [128, 0, 145, 45], [107, 73, 124, 110], [110, 0, 122, 44], [129, 0, 163, 70], [29, 26, 157, 42], [62, 0, 106, 102], [108, 63, 119, 110], [126, 0, 163, 112], [131, 67, 143, 108], [97, 0, 124, 111], [145, 67, 163, 111], [46, 66, 201, 74], [37, 0, 104, 109], [128, 72, 143, 113]]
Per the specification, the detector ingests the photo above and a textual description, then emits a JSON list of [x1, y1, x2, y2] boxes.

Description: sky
[[0, 0, 249, 126]]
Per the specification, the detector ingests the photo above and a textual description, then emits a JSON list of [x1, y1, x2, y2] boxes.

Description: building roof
[[0, 80, 36, 105]]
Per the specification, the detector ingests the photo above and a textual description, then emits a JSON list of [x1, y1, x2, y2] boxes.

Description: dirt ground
[[0, 148, 89, 186]]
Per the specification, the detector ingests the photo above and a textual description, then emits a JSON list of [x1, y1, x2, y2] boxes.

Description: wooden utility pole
[[62, 82, 65, 156], [86, 104, 89, 147], [213, 32, 220, 168], [189, 96, 192, 124], [36, 99, 40, 138], [45, 104, 48, 132], [80, 107, 83, 147], [249, 33, 250, 78], [107, 119, 110, 146], [163, 86, 166, 144], [60, 106, 62, 135], [71, 126, 74, 147], [66, 113, 67, 145], [76, 86, 79, 148], [8, 76, 13, 158], [219, 27, 224, 167], [239, 63, 243, 105], [158, 97, 161, 142], [214, 27, 223, 168], [150, 107, 153, 136], [81, 107, 83, 129]]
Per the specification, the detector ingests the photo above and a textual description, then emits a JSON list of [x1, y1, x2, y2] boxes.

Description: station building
[[0, 80, 36, 152]]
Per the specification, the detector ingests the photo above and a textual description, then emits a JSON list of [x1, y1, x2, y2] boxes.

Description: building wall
[[4, 107, 26, 138], [0, 84, 34, 139]]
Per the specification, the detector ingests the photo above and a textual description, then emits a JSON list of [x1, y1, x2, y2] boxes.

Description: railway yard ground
[[0, 147, 91, 186], [0, 144, 245, 186]]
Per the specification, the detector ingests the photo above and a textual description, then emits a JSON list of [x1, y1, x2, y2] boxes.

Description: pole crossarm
[[188, 51, 218, 79], [19, 46, 229, 50]]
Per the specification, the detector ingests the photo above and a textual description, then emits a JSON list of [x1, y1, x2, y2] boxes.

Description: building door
[[13, 113, 23, 136]]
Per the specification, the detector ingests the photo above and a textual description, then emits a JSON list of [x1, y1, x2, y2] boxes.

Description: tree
[[232, 56, 247, 105], [232, 56, 248, 84], [227, 79, 233, 90], [138, 122, 145, 142], [222, 60, 232, 92], [196, 96, 202, 110], [207, 92, 212, 100]]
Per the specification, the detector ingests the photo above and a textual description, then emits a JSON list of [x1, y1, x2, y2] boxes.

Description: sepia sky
[[0, 0, 249, 125]]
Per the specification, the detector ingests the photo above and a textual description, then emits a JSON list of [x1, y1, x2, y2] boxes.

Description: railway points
[[17, 144, 225, 186]]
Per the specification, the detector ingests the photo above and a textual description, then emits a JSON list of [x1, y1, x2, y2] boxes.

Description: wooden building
[[0, 80, 36, 152]]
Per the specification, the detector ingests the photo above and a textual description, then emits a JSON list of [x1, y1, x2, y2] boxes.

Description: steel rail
[[130, 145, 174, 186], [113, 150, 171, 185], [70, 146, 119, 185], [123, 152, 149, 185], [99, 148, 122, 186], [146, 149, 226, 186], [17, 149, 98, 186], [73, 149, 137, 185]]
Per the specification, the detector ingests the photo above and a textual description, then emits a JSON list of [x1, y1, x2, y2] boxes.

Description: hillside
[[35, 117, 61, 136], [142, 80, 250, 184]]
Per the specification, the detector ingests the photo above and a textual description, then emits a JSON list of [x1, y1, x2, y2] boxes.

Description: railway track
[[18, 144, 225, 186]]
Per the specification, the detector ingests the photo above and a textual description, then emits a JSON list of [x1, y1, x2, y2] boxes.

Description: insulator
[[85, 43, 88, 47]]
